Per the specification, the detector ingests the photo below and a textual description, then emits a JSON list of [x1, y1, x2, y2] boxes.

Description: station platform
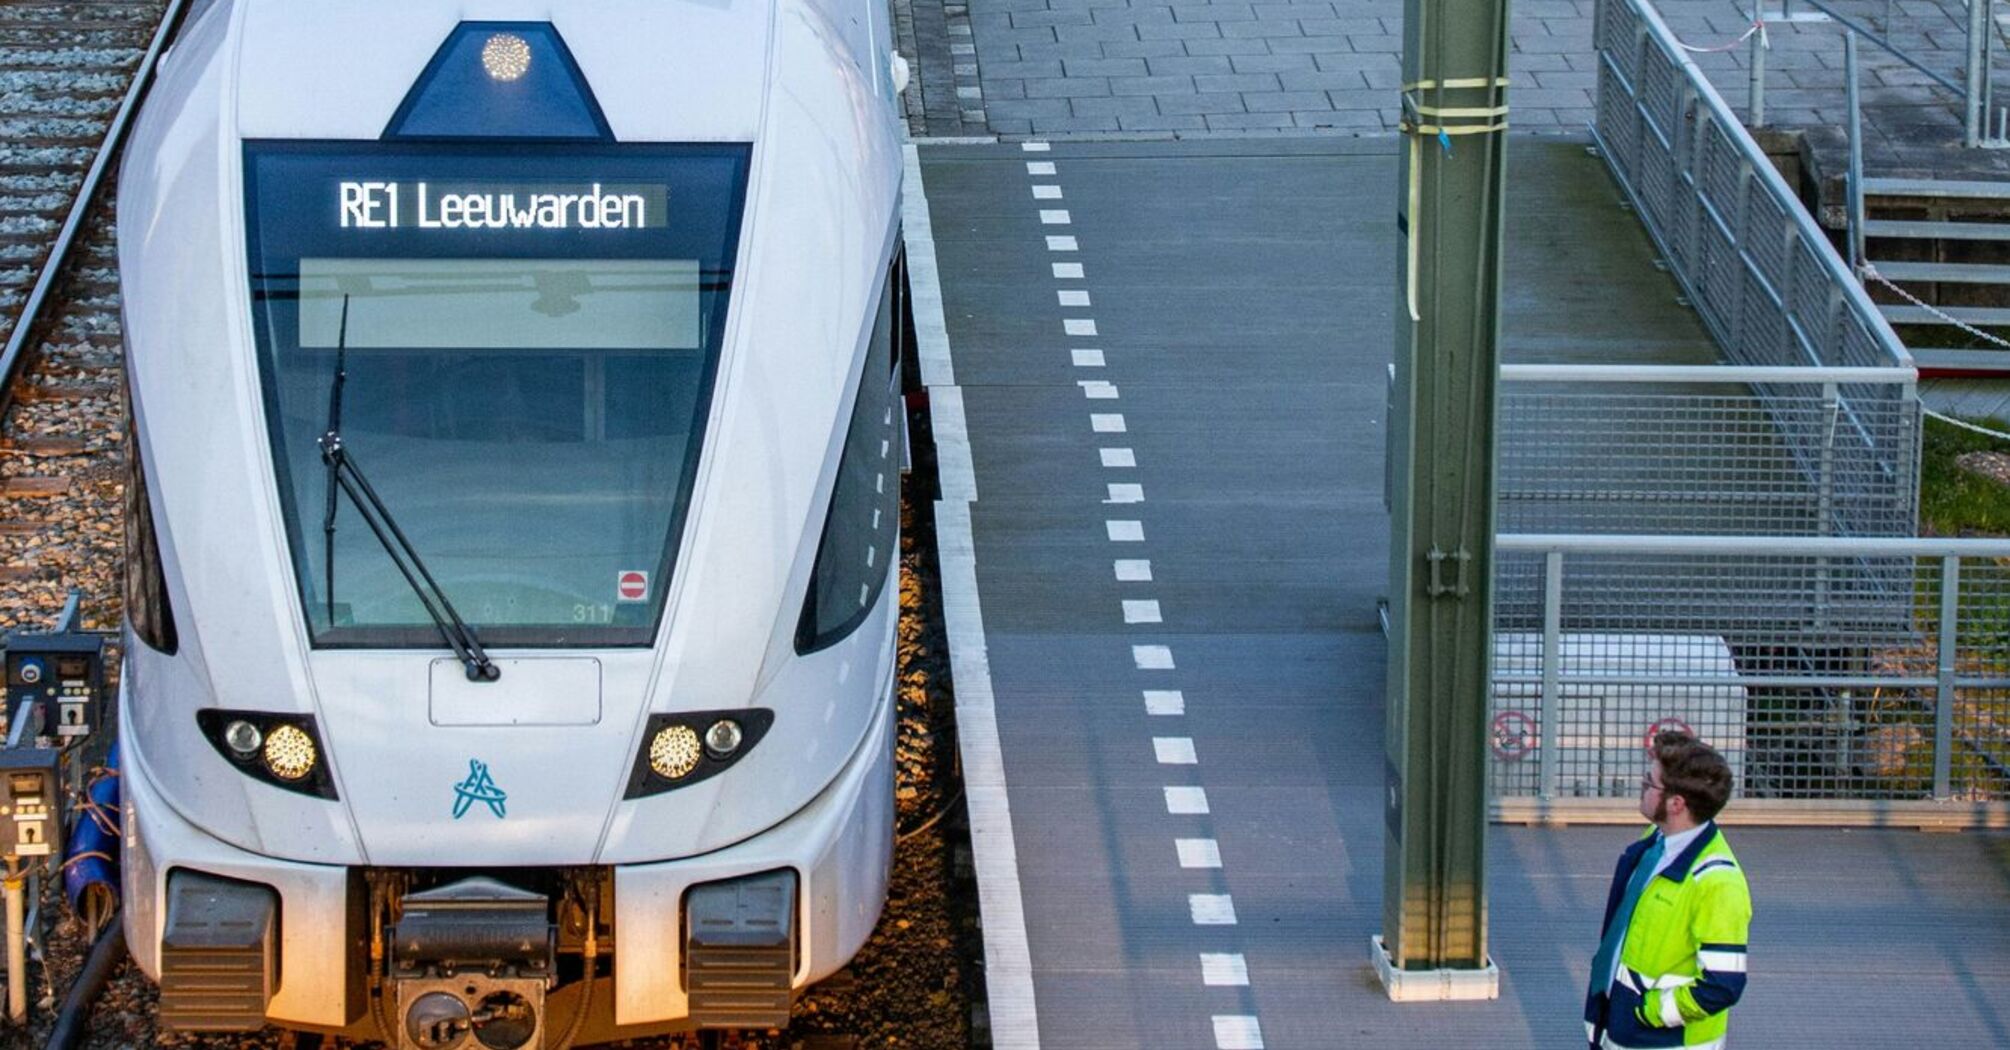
[[912, 134, 2010, 1049]]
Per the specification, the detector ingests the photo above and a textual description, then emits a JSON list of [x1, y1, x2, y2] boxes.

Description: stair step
[[1910, 349, 2010, 377], [1869, 260, 2010, 284], [1879, 303, 2010, 326], [1862, 219, 2010, 241], [1863, 176, 2010, 201]]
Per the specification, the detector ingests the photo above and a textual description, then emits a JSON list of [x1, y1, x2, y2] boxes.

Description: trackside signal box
[[6, 628, 105, 743], [0, 748, 61, 859]]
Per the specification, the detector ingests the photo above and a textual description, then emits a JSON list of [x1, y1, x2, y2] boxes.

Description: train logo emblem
[[452, 759, 508, 820], [617, 570, 649, 602]]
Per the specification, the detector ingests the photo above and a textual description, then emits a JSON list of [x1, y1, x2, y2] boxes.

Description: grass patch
[[1921, 414, 2010, 537]]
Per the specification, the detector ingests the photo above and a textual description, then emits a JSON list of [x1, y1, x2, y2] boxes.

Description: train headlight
[[262, 724, 319, 782], [649, 725, 702, 781], [704, 719, 743, 758], [624, 710, 776, 799], [223, 719, 263, 757], [481, 33, 532, 82], [196, 710, 338, 800]]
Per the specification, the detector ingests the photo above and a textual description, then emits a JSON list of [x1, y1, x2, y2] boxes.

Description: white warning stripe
[[1189, 894, 1237, 924], [1133, 644, 1175, 670], [1201, 953, 1249, 986], [1213, 1016, 1264, 1049], [1176, 838, 1222, 868], [904, 142, 1040, 1050]]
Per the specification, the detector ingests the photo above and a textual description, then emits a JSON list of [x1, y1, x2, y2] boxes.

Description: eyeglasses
[[1639, 774, 1663, 794]]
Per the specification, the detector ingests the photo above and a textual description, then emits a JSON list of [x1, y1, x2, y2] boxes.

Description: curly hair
[[1652, 729, 1733, 822]]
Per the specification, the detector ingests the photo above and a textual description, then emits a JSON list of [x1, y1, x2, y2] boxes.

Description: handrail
[[0, 0, 187, 418], [1498, 533, 2010, 556], [1846, 31, 1867, 271], [1778, 0, 1964, 96], [1499, 364, 1912, 383], [1618, 0, 1915, 370]]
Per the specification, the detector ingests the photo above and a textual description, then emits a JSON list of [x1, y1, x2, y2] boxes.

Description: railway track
[[0, 0, 169, 631]]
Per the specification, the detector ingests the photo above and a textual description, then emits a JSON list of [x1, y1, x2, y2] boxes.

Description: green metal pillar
[[1378, 0, 1511, 989]]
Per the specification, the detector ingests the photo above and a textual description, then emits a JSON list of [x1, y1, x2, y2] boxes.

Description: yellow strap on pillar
[[1397, 79, 1509, 322]]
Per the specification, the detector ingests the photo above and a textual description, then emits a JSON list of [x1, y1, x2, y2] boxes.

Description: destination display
[[337, 181, 668, 231]]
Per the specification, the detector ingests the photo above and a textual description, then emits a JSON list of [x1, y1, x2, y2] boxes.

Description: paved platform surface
[[902, 0, 2009, 179], [918, 133, 2010, 1048]]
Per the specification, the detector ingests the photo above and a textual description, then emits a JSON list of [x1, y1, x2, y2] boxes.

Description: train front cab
[[116, 20, 909, 1045]]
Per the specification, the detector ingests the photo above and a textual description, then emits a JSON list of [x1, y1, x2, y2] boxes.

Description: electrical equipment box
[[0, 748, 62, 860], [6, 629, 105, 742]]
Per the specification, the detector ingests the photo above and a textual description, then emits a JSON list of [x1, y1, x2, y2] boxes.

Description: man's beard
[[1650, 793, 1670, 824]]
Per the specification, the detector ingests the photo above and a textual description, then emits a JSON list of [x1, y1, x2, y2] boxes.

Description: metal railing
[[1499, 365, 1919, 540], [1594, 0, 1916, 377], [1744, 0, 2000, 148], [1490, 534, 2010, 828]]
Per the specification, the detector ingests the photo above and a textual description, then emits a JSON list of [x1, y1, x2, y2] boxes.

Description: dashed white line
[[1012, 146, 1261, 1048], [1201, 954, 1249, 986], [1132, 644, 1175, 670], [1173, 832, 1214, 864], [1212, 1016, 1264, 1050], [1188, 894, 1237, 925]]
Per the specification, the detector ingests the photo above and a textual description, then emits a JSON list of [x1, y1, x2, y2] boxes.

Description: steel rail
[[0, 0, 189, 419]]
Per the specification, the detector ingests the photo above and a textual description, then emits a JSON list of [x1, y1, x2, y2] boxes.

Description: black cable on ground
[[44, 910, 123, 1050]]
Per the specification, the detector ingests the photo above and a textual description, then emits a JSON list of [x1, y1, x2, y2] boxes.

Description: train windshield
[[244, 142, 750, 647]]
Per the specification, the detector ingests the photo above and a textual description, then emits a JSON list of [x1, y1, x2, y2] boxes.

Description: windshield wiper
[[318, 295, 500, 682]]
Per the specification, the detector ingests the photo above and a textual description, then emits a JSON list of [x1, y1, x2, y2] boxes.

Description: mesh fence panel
[[1499, 386, 1917, 537], [1491, 549, 2010, 805]]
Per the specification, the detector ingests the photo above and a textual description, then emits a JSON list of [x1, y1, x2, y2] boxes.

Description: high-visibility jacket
[[1583, 821, 1751, 1050]]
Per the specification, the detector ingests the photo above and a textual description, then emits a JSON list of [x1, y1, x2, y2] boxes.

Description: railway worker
[[1583, 729, 1751, 1050]]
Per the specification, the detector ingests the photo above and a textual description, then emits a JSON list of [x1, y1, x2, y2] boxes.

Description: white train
[[115, 2, 907, 1045]]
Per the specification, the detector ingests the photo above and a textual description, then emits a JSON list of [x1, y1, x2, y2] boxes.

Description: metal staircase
[[1859, 176, 2010, 375]]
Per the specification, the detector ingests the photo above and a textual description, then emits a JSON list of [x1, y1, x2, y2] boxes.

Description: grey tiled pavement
[[943, 0, 2010, 167], [971, 0, 1600, 137]]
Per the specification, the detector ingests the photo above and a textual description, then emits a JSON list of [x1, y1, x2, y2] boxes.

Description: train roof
[[230, 0, 794, 142]]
